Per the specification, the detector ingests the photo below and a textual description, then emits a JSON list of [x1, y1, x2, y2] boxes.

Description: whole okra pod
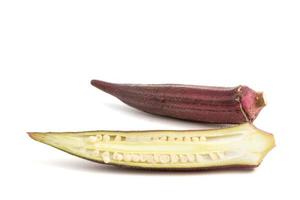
[[91, 80, 266, 124]]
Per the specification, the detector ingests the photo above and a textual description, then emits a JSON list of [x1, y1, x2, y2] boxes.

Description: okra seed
[[88, 136, 98, 143], [112, 152, 118, 160], [184, 137, 191, 142], [116, 153, 123, 161], [209, 153, 218, 160], [124, 154, 132, 162], [179, 155, 188, 163], [217, 152, 225, 159], [200, 136, 207, 142], [140, 155, 147, 162], [114, 135, 121, 142], [97, 135, 102, 141], [102, 152, 110, 163], [187, 154, 195, 162], [132, 154, 140, 162], [103, 135, 110, 142], [196, 154, 203, 162], [170, 154, 179, 163], [192, 137, 199, 142], [146, 155, 155, 163], [159, 155, 170, 163]]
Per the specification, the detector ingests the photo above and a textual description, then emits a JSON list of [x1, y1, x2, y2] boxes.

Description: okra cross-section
[[28, 123, 275, 170]]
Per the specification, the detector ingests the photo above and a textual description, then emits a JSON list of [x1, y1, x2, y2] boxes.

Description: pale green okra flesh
[[28, 123, 275, 170]]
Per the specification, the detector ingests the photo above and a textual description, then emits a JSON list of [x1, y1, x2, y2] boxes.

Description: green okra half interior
[[28, 123, 275, 170]]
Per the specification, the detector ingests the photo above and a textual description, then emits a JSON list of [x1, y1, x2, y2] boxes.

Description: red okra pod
[[91, 80, 266, 124]]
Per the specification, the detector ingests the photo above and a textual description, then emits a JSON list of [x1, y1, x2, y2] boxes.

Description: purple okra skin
[[91, 80, 266, 124]]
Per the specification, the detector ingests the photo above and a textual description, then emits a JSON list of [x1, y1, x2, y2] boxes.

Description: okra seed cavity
[[88, 134, 212, 144], [94, 151, 229, 164]]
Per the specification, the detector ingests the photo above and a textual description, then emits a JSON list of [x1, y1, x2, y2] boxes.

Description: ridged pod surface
[[28, 123, 275, 170], [91, 80, 266, 124]]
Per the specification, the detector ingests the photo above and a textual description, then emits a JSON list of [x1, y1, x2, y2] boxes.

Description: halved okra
[[28, 123, 275, 170]]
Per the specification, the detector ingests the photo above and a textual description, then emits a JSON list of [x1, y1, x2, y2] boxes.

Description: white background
[[0, 1, 299, 199]]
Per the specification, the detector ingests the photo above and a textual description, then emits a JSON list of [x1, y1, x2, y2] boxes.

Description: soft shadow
[[103, 102, 233, 130], [39, 159, 255, 176]]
